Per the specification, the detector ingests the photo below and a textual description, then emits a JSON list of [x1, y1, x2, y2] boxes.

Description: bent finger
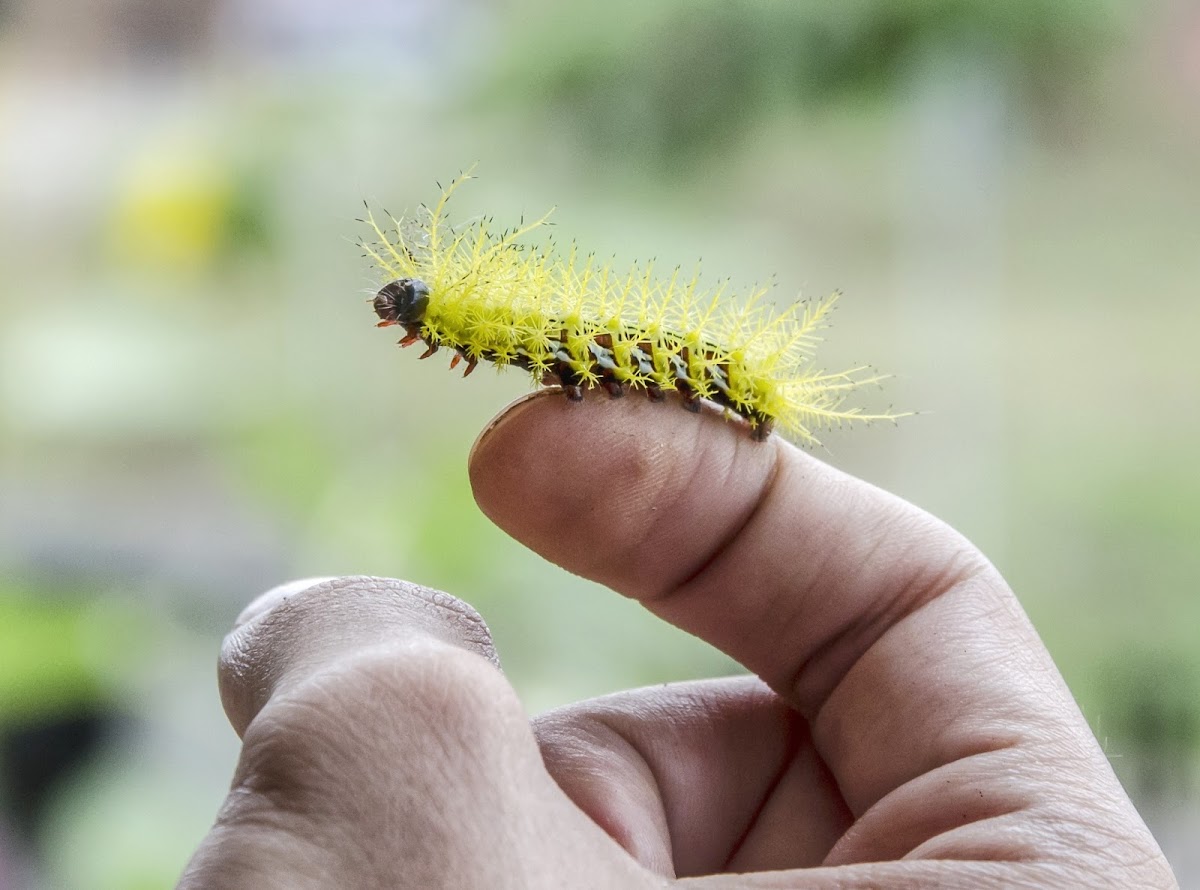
[[534, 677, 849, 878], [468, 394, 1156, 865], [183, 577, 649, 889], [218, 575, 500, 736]]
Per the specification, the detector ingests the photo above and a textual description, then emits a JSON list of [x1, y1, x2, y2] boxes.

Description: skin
[[179, 391, 1177, 889]]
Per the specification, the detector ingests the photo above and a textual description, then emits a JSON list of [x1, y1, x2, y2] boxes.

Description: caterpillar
[[361, 173, 895, 443]]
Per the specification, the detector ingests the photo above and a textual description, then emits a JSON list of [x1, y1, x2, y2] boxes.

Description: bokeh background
[[1, 1, 1198, 886]]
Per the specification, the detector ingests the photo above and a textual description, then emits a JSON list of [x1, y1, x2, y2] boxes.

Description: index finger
[[467, 392, 1110, 821]]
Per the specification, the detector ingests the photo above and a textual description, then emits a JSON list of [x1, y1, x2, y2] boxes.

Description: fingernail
[[468, 389, 559, 466]]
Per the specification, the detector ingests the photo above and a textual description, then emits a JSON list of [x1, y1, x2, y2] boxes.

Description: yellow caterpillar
[[361, 173, 895, 443]]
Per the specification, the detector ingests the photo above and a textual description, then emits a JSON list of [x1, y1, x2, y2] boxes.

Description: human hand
[[179, 392, 1177, 888]]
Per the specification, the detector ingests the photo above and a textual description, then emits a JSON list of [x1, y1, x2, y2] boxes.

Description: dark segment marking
[[512, 347, 536, 372]]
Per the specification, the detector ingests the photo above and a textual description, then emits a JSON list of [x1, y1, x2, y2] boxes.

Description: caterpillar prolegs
[[363, 174, 896, 444]]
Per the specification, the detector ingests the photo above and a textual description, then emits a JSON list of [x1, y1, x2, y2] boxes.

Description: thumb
[[179, 577, 650, 890]]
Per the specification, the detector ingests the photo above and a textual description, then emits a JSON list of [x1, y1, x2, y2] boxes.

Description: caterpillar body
[[362, 174, 894, 444]]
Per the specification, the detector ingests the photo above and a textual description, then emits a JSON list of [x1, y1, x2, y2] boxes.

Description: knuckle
[[345, 640, 521, 730], [217, 577, 500, 736], [235, 642, 527, 804]]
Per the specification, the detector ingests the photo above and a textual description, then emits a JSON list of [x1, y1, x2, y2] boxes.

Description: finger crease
[[719, 708, 806, 872], [800, 557, 997, 726], [652, 440, 784, 604]]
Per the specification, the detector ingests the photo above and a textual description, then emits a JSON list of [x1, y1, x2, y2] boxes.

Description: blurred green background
[[1, 0, 1198, 886]]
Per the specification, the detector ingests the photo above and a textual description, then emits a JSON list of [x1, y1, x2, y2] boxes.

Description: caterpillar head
[[374, 278, 431, 325]]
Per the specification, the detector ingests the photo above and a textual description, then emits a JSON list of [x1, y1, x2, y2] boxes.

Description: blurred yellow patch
[[0, 592, 144, 723], [108, 146, 235, 277]]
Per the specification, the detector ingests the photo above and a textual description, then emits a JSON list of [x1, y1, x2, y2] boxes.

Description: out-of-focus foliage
[[0, 587, 123, 724], [491, 0, 1126, 168], [107, 146, 275, 275], [1101, 651, 1200, 799], [1, 0, 1199, 885]]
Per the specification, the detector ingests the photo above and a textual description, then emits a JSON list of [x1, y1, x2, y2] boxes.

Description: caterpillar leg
[[751, 418, 775, 441], [418, 343, 439, 360], [601, 379, 626, 399], [462, 356, 478, 377], [675, 381, 702, 413], [553, 363, 586, 402]]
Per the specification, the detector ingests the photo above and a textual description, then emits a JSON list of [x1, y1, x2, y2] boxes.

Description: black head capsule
[[374, 278, 431, 325]]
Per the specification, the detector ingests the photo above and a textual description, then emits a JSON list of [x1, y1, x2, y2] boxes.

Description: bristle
[[363, 174, 902, 444]]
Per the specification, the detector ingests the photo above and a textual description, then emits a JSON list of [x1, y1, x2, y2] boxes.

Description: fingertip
[[463, 390, 984, 717], [233, 576, 338, 629], [467, 390, 776, 595], [468, 390, 557, 528], [469, 389, 561, 470], [219, 577, 503, 737]]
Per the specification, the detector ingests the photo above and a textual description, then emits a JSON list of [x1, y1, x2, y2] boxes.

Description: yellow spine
[[362, 173, 898, 444]]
